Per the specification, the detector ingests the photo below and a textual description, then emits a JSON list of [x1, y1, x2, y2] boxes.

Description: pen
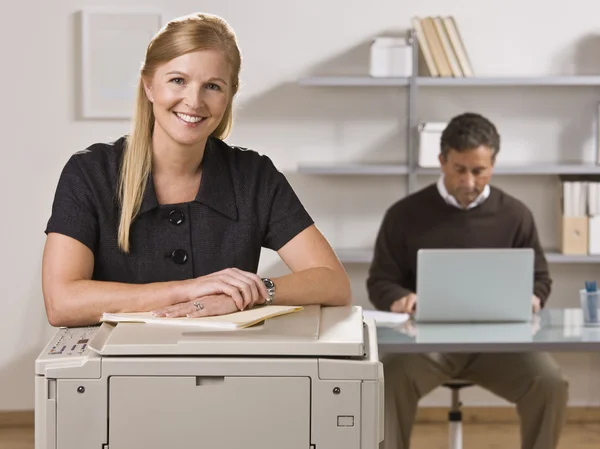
[[585, 281, 598, 323]]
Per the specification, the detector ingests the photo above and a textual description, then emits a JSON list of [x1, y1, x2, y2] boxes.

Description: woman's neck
[[151, 129, 207, 178]]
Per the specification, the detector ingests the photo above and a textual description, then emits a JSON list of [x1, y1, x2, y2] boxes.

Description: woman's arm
[[42, 233, 189, 327], [43, 233, 266, 327], [268, 225, 352, 307]]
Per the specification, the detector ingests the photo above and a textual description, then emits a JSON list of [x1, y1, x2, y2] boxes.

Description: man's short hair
[[440, 112, 500, 160]]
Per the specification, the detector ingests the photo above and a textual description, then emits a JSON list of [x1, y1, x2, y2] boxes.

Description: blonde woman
[[42, 13, 351, 327]]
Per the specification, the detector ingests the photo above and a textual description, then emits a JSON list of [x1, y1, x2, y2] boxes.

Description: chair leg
[[448, 388, 463, 449]]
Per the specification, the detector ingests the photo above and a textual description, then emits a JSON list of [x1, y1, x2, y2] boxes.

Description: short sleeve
[[45, 156, 99, 252], [261, 157, 314, 251]]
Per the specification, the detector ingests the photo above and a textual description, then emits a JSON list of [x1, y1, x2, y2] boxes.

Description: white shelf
[[298, 76, 409, 87], [545, 252, 600, 263], [298, 164, 409, 175], [298, 75, 600, 88], [297, 163, 600, 176], [417, 76, 600, 87], [417, 164, 600, 175], [335, 248, 600, 264]]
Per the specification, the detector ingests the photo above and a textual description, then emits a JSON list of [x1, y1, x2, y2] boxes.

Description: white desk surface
[[376, 308, 600, 353]]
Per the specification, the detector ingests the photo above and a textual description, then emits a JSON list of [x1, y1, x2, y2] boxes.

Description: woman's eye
[[206, 83, 221, 91], [170, 78, 184, 85]]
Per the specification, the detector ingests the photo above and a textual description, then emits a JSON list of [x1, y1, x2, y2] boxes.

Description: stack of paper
[[101, 305, 303, 330], [362, 309, 410, 327]]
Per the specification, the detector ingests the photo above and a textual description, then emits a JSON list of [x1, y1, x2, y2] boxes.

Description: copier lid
[[88, 305, 365, 357]]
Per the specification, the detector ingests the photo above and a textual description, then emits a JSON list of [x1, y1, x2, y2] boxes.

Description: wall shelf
[[297, 163, 600, 176], [298, 164, 409, 175], [297, 76, 409, 87], [299, 28, 600, 306], [417, 76, 600, 87], [417, 164, 600, 175], [298, 75, 600, 88], [335, 248, 600, 264]]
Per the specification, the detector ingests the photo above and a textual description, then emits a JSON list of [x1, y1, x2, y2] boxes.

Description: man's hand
[[532, 295, 541, 313], [390, 293, 417, 314]]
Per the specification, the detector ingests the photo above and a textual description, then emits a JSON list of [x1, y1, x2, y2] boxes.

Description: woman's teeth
[[175, 112, 203, 123]]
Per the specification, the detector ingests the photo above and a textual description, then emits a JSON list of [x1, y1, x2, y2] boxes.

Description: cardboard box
[[561, 216, 589, 255]]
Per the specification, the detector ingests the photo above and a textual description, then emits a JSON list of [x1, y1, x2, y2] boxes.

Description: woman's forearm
[[44, 279, 190, 328], [271, 266, 351, 307]]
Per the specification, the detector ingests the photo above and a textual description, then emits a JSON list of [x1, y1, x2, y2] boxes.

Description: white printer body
[[35, 305, 383, 449]]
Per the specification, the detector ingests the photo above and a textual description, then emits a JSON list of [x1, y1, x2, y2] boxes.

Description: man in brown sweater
[[367, 113, 568, 449]]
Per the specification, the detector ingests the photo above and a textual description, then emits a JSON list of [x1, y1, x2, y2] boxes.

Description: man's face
[[439, 146, 495, 207]]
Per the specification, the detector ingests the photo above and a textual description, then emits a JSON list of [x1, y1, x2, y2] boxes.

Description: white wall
[[2, 0, 600, 410]]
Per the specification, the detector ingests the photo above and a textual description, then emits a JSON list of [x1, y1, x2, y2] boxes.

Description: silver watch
[[261, 278, 275, 305]]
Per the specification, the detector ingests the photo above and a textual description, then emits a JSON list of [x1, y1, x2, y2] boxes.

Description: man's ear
[[438, 153, 446, 166]]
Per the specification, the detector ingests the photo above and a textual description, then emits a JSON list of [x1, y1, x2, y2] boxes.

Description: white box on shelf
[[369, 37, 412, 77], [418, 122, 446, 167]]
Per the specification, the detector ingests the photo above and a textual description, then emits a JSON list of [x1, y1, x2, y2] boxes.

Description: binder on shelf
[[589, 182, 600, 254], [411, 17, 438, 77], [411, 15, 474, 78], [433, 16, 463, 77], [560, 181, 589, 255]]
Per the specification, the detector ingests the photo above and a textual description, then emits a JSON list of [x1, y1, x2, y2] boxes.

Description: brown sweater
[[366, 184, 551, 311]]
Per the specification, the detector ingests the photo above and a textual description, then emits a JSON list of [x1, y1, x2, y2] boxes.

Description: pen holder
[[579, 289, 600, 326]]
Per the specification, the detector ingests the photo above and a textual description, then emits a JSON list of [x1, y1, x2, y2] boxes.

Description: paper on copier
[[362, 309, 410, 327], [101, 305, 303, 329]]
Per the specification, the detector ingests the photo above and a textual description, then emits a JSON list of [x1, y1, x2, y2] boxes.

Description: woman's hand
[[152, 294, 239, 318], [184, 268, 268, 311]]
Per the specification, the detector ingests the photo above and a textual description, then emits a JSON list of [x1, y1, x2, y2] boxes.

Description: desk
[[376, 308, 600, 353]]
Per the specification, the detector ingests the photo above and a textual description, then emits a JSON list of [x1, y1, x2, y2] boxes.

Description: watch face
[[262, 278, 275, 289]]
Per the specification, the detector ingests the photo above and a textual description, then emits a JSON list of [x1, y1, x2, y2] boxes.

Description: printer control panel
[[46, 326, 98, 357]]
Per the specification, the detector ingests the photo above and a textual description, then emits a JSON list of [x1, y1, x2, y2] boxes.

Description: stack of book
[[411, 16, 473, 77], [560, 181, 600, 255]]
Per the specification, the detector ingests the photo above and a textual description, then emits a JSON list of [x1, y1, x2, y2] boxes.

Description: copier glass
[[35, 305, 384, 449]]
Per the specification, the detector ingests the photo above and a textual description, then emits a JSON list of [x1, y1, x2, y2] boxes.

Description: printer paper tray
[[109, 375, 310, 449]]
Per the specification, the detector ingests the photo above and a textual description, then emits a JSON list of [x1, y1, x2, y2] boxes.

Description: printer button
[[170, 249, 188, 264], [337, 415, 354, 427], [168, 209, 185, 225]]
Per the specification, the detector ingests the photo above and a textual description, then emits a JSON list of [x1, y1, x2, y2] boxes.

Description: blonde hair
[[117, 13, 241, 252]]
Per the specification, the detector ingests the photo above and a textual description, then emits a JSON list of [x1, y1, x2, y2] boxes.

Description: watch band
[[261, 278, 275, 305]]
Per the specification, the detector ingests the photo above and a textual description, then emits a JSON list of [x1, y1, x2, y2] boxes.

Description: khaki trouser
[[381, 352, 568, 449]]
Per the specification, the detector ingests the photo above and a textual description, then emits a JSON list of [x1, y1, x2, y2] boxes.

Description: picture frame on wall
[[80, 7, 163, 119]]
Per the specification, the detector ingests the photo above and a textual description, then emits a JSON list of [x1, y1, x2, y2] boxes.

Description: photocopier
[[35, 305, 384, 449]]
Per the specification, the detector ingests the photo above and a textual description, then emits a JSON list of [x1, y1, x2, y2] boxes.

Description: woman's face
[[144, 49, 232, 148]]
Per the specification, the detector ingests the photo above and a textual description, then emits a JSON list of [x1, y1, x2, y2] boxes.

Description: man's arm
[[366, 207, 414, 311], [515, 208, 552, 307]]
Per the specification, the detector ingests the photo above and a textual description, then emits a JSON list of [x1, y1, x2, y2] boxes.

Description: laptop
[[414, 248, 534, 323]]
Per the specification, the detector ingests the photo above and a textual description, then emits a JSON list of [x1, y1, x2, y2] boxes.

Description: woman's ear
[[142, 78, 154, 103]]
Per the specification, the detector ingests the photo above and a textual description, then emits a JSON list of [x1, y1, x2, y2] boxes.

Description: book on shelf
[[412, 15, 473, 77], [560, 180, 600, 255]]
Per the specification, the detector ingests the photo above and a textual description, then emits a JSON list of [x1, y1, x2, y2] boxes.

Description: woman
[[42, 12, 351, 327]]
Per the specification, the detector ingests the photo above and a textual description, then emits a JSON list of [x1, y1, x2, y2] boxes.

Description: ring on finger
[[192, 301, 204, 311]]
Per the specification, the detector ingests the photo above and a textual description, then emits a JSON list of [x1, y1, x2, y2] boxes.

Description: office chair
[[443, 380, 473, 449]]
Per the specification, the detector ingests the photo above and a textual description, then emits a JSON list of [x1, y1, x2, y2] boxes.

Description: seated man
[[367, 112, 568, 449]]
